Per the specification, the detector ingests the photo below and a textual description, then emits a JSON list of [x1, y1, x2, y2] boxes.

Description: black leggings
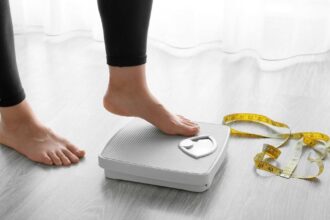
[[0, 0, 153, 107]]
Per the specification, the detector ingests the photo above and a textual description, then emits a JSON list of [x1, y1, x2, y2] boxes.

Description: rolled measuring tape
[[223, 113, 330, 180]]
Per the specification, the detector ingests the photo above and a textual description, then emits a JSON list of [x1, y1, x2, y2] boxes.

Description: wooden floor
[[1, 32, 330, 220]]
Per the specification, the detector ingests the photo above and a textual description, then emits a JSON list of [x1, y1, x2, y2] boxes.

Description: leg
[[98, 0, 199, 136], [0, 0, 84, 166]]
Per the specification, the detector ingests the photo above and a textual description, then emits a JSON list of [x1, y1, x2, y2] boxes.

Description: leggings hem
[[107, 56, 147, 67], [0, 89, 26, 107]]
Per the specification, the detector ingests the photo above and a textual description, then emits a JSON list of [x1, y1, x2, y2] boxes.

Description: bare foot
[[0, 101, 85, 166], [103, 65, 199, 136]]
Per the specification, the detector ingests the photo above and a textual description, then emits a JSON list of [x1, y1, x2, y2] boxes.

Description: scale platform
[[99, 118, 230, 192]]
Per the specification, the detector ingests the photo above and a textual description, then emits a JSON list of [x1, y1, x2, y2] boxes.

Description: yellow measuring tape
[[223, 113, 330, 180]]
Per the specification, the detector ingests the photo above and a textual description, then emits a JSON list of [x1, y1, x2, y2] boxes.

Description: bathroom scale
[[99, 118, 230, 192]]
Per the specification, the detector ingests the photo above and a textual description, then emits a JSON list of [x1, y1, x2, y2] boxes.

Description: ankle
[[108, 65, 148, 94], [0, 101, 38, 129]]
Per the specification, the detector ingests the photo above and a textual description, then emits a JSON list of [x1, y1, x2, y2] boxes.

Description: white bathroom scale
[[99, 118, 230, 192]]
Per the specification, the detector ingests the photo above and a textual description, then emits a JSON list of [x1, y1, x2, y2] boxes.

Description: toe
[[48, 151, 62, 166], [63, 148, 80, 164], [183, 121, 200, 131], [178, 123, 199, 136], [162, 117, 199, 136], [178, 115, 199, 127], [181, 118, 198, 127], [54, 136, 85, 158], [66, 144, 85, 158], [40, 153, 53, 165], [176, 118, 199, 135], [56, 151, 71, 166]]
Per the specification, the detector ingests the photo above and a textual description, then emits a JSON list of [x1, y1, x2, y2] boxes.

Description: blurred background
[[10, 0, 330, 69]]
